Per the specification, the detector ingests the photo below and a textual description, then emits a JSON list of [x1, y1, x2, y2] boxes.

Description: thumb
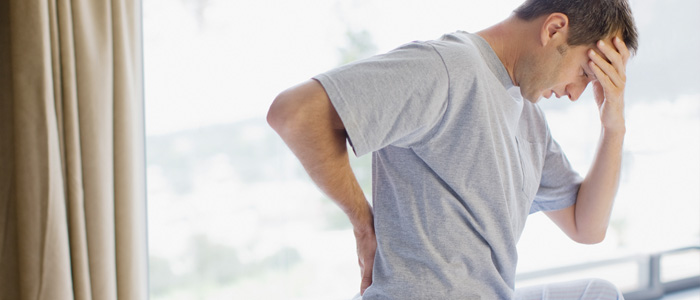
[[593, 81, 605, 107]]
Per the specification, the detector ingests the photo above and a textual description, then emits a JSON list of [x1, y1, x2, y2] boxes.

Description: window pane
[[661, 249, 700, 283], [144, 0, 700, 298]]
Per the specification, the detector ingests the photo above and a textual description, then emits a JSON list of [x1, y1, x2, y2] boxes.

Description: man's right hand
[[354, 221, 377, 296]]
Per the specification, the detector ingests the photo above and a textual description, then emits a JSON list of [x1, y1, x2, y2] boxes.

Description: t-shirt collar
[[465, 32, 516, 90]]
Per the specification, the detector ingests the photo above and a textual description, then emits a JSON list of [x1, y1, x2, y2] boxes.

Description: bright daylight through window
[[144, 0, 699, 299]]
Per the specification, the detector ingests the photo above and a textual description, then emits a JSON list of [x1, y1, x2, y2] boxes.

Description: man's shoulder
[[436, 31, 475, 45], [422, 31, 511, 91], [419, 32, 489, 79], [428, 31, 481, 57]]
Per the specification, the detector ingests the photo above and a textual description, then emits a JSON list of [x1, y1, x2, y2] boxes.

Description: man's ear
[[540, 13, 569, 47]]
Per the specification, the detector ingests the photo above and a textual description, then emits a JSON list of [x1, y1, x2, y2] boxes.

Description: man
[[268, 0, 638, 299]]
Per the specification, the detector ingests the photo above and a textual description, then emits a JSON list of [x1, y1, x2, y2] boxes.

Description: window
[[144, 0, 700, 299]]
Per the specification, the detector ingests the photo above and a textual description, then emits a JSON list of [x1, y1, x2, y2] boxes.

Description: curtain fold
[[0, 0, 147, 299], [0, 1, 19, 299]]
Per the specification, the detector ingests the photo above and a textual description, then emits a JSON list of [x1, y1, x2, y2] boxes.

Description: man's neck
[[476, 15, 531, 87]]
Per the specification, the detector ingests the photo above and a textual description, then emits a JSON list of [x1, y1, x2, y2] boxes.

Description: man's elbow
[[268, 80, 339, 137], [267, 94, 284, 132], [573, 229, 607, 245], [267, 90, 298, 135]]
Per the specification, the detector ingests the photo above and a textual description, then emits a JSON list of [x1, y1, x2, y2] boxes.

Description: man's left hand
[[589, 36, 631, 134]]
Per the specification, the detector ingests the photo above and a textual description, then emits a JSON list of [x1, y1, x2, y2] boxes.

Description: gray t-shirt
[[314, 31, 583, 299]]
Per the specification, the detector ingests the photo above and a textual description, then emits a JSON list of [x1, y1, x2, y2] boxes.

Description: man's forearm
[[574, 127, 625, 242], [282, 125, 373, 229], [267, 80, 373, 230], [559, 36, 630, 244]]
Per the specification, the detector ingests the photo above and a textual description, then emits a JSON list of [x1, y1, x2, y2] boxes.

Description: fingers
[[360, 256, 374, 295], [355, 228, 377, 295], [592, 80, 605, 107], [589, 50, 623, 88], [613, 36, 631, 64], [592, 37, 630, 84], [589, 37, 628, 132], [596, 38, 628, 73]]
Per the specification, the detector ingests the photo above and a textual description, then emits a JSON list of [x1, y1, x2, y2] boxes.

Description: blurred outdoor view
[[144, 0, 699, 299]]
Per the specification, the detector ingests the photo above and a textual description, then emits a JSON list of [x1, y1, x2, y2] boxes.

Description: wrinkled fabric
[[0, 0, 147, 299]]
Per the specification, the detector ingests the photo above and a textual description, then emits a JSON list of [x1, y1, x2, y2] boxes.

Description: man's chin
[[516, 88, 539, 103], [523, 95, 542, 104]]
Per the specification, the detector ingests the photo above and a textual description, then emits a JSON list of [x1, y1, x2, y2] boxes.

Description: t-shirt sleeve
[[530, 132, 584, 214], [313, 41, 450, 157]]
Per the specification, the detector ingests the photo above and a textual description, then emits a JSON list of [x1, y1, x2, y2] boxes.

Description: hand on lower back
[[354, 225, 377, 295]]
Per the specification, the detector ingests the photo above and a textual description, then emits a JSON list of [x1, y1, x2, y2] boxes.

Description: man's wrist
[[348, 202, 374, 235], [601, 124, 626, 140]]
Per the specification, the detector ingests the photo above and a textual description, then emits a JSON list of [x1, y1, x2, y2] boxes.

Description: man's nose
[[566, 81, 589, 101]]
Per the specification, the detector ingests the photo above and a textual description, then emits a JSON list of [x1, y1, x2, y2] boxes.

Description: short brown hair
[[514, 0, 639, 54]]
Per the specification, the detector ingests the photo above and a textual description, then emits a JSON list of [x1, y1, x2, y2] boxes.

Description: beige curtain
[[0, 0, 147, 299]]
